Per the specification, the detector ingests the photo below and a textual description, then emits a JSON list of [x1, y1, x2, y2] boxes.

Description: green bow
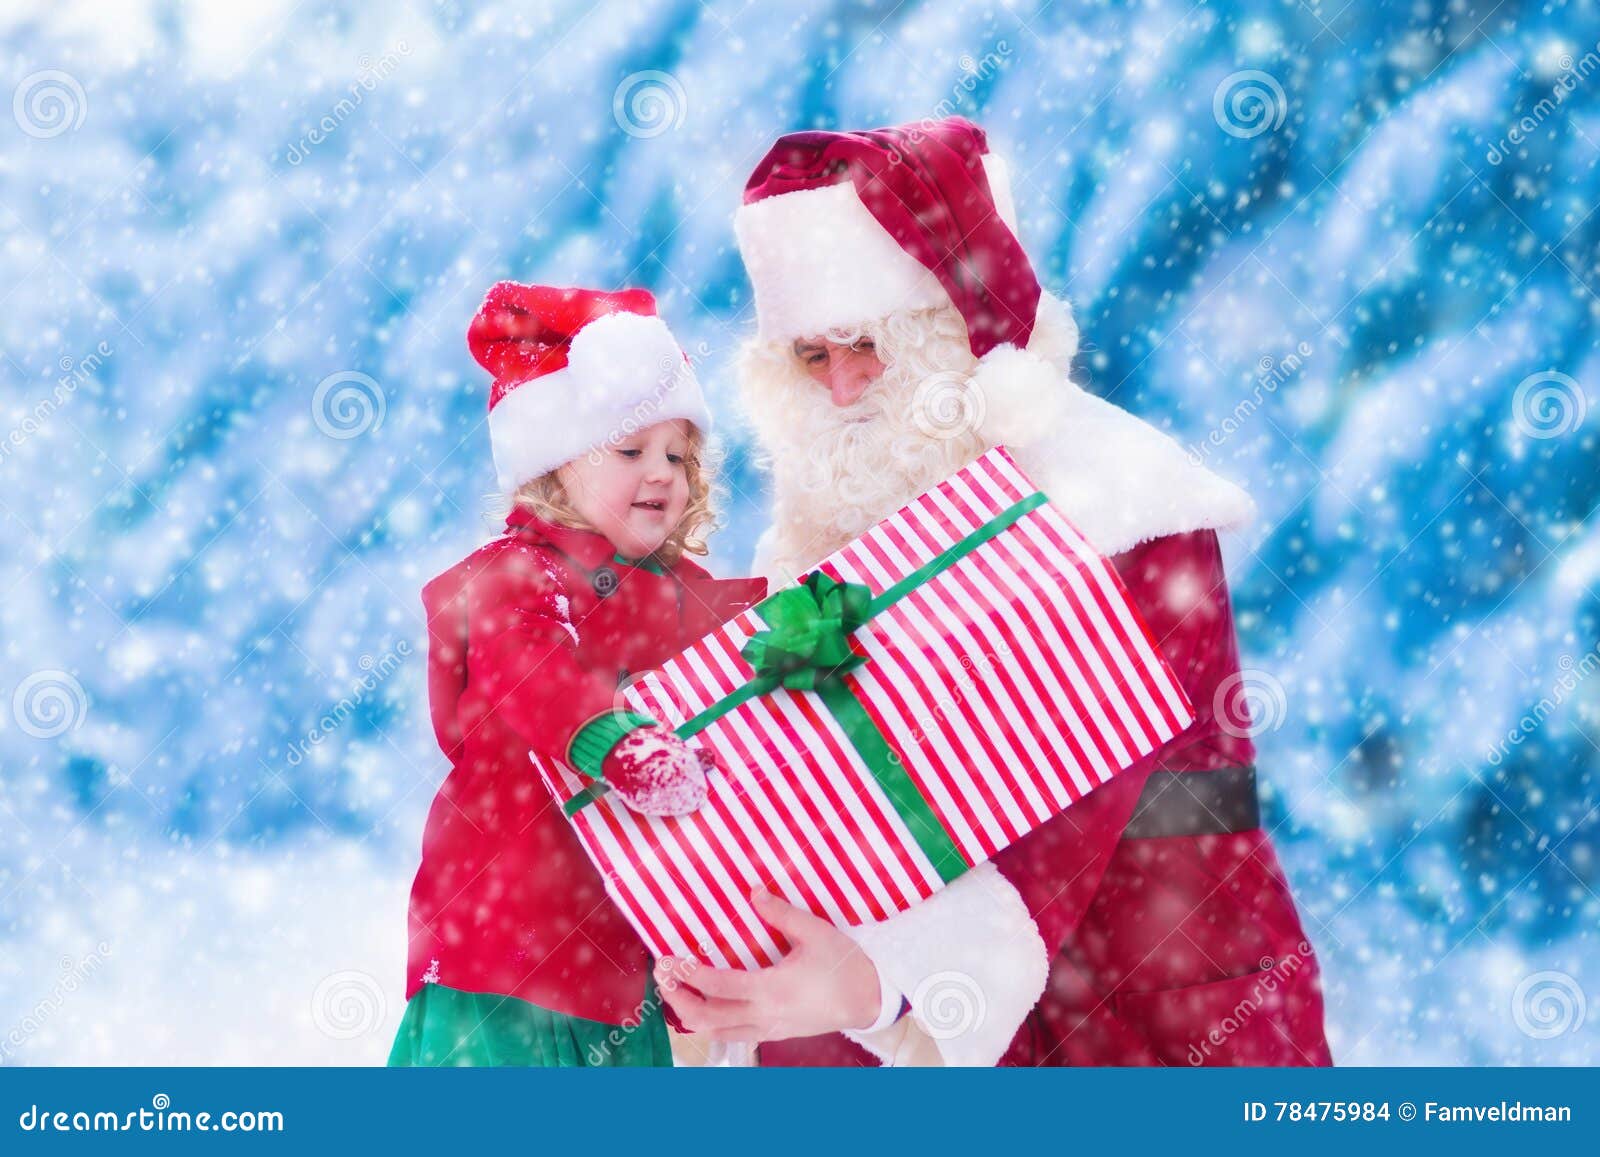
[[739, 572, 873, 691]]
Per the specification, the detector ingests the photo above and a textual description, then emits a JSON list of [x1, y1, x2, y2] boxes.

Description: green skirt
[[387, 980, 673, 1068]]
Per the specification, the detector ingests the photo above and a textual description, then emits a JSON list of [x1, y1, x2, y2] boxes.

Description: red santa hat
[[468, 282, 712, 494], [734, 117, 1041, 359]]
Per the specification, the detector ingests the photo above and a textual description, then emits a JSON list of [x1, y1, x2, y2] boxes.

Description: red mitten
[[601, 725, 714, 816]]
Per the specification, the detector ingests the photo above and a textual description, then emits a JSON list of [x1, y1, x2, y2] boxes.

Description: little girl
[[389, 281, 767, 1066]]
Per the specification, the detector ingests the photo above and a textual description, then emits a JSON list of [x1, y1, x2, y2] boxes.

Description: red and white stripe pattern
[[535, 448, 1195, 969]]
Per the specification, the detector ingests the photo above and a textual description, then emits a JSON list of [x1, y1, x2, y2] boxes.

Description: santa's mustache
[[745, 357, 988, 560]]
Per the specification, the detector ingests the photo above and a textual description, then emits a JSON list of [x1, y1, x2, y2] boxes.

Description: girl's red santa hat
[[468, 282, 712, 494]]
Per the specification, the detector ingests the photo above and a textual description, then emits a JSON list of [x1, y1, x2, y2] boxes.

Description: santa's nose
[[826, 364, 873, 408]]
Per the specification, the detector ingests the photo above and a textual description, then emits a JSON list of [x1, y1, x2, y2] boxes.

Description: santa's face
[[740, 293, 1078, 576], [739, 307, 990, 572], [792, 336, 885, 411]]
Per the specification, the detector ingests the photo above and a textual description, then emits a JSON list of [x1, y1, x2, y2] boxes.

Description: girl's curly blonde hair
[[508, 425, 720, 566]]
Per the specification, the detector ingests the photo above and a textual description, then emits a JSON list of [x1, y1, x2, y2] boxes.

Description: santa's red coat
[[403, 509, 766, 1024], [760, 527, 1333, 1066]]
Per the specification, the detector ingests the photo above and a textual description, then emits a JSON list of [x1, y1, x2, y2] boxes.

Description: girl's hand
[[654, 890, 883, 1043], [602, 725, 715, 816]]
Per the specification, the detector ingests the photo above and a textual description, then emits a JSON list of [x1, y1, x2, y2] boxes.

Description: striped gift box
[[534, 447, 1194, 969]]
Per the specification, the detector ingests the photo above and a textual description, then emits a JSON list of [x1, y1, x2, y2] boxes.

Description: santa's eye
[[794, 341, 827, 366]]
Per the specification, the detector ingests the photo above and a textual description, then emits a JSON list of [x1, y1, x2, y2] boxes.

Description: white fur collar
[[1008, 379, 1256, 557]]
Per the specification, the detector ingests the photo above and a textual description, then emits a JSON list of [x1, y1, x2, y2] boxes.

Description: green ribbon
[[564, 490, 1050, 884]]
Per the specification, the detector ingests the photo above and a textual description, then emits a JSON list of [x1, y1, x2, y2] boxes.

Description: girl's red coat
[[403, 508, 766, 1024]]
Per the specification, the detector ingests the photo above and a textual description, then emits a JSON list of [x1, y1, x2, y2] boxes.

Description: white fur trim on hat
[[736, 153, 1020, 345], [487, 311, 711, 494]]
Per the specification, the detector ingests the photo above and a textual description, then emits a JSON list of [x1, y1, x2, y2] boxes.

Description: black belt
[[1121, 765, 1260, 840]]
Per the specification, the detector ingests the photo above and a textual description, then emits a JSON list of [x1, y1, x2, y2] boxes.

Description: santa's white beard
[[739, 296, 1081, 581], [737, 324, 981, 579]]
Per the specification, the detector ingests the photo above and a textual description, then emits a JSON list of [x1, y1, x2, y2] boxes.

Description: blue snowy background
[[2, 0, 1597, 1064]]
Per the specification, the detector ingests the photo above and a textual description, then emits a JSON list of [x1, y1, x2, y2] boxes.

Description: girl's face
[[558, 419, 694, 560], [793, 336, 886, 411]]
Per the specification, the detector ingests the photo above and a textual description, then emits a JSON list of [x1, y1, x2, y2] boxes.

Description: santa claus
[[656, 117, 1333, 1067]]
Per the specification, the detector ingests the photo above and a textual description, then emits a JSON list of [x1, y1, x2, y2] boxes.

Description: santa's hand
[[600, 725, 711, 816], [653, 890, 882, 1043]]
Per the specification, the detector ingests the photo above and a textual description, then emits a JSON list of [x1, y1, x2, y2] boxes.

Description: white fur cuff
[[841, 862, 1049, 1067]]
